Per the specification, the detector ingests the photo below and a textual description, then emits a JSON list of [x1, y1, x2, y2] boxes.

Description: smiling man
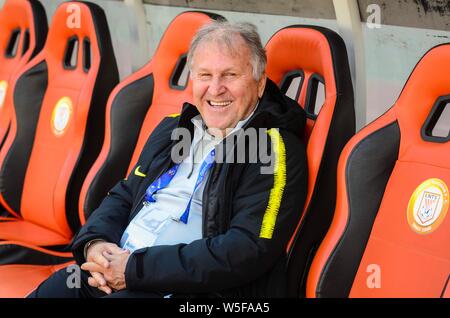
[[30, 21, 308, 298]]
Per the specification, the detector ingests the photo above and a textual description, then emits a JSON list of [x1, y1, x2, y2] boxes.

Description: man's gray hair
[[187, 21, 267, 81]]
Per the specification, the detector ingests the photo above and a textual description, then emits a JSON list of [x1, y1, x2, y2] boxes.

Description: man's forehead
[[192, 56, 252, 73], [194, 35, 250, 58], [192, 42, 251, 69]]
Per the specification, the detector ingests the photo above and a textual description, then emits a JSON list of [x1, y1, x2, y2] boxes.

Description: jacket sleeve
[[71, 117, 175, 265], [125, 129, 308, 293]]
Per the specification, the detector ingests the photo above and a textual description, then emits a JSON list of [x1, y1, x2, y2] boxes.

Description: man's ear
[[258, 73, 267, 98]]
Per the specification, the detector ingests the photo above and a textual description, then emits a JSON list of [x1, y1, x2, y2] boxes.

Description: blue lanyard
[[144, 149, 216, 224]]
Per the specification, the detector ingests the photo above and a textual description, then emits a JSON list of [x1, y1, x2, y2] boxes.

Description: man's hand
[[86, 241, 124, 267], [84, 241, 129, 294], [82, 248, 130, 293]]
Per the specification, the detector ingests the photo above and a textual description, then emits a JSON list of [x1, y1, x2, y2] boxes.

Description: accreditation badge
[[121, 207, 175, 252]]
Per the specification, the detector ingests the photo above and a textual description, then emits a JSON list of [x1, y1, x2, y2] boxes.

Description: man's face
[[190, 37, 267, 136]]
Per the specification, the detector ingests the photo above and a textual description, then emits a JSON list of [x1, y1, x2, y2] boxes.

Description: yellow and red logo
[[407, 178, 449, 235], [0, 80, 8, 109], [51, 97, 72, 136]]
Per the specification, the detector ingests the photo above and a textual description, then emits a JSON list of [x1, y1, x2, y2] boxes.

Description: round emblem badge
[[51, 97, 72, 135], [0, 80, 8, 109], [407, 178, 449, 234]]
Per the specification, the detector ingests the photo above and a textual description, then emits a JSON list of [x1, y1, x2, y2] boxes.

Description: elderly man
[[30, 21, 307, 298]]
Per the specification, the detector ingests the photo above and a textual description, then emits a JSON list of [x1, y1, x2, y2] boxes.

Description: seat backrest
[[0, 1, 119, 238], [265, 25, 355, 297], [307, 43, 450, 298], [78, 11, 224, 222], [0, 0, 47, 148]]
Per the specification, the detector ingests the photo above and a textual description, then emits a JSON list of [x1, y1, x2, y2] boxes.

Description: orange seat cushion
[[0, 219, 70, 246], [0, 262, 73, 298]]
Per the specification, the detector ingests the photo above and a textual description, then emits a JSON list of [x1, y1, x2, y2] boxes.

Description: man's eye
[[198, 73, 212, 79], [224, 73, 237, 77]]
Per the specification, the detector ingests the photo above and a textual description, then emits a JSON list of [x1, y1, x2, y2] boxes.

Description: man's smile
[[207, 100, 233, 110]]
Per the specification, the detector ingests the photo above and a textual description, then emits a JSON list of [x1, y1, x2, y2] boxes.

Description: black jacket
[[72, 79, 308, 297]]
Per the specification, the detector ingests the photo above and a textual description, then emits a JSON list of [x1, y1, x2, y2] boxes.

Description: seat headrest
[[394, 43, 450, 169], [265, 25, 354, 146], [0, 0, 47, 62], [266, 26, 349, 101], [44, 1, 115, 76]]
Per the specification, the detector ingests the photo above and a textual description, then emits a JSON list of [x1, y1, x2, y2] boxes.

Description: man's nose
[[207, 77, 226, 96]]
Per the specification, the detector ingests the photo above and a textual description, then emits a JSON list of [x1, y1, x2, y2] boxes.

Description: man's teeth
[[209, 101, 232, 107]]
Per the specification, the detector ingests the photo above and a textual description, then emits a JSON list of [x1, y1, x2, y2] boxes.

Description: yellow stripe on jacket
[[260, 128, 287, 239]]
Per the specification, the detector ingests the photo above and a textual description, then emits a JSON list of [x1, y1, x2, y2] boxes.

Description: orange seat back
[[0, 0, 47, 148], [0, 1, 118, 238], [307, 43, 450, 298], [265, 25, 355, 297], [79, 11, 224, 222]]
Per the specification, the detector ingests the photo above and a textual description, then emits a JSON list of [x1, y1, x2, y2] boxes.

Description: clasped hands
[[81, 241, 130, 295]]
